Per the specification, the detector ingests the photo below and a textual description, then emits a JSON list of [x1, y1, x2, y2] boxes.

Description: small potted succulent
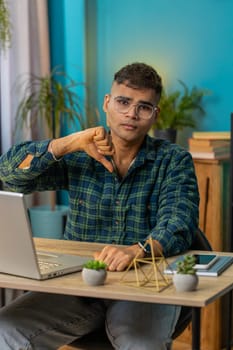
[[173, 254, 198, 292], [82, 260, 107, 286]]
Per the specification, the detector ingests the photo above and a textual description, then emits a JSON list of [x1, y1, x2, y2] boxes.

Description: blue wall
[[48, 0, 86, 134], [48, 0, 233, 134]]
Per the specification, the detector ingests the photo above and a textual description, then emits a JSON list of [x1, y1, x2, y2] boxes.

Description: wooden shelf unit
[[174, 157, 230, 350]]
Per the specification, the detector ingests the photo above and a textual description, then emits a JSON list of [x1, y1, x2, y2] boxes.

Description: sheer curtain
[[0, 0, 50, 200], [0, 0, 50, 305], [0, 0, 50, 151]]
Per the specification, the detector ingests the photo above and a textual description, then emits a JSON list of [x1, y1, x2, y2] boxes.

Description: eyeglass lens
[[113, 97, 155, 120]]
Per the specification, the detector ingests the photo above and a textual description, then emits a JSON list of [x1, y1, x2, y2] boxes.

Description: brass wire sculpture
[[121, 236, 172, 292]]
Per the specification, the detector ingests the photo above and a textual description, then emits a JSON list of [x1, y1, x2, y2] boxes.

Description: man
[[0, 62, 199, 349]]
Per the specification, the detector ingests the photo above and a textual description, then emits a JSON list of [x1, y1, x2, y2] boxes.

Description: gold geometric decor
[[120, 236, 172, 292]]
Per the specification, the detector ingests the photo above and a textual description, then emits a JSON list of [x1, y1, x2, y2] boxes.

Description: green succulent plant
[[83, 260, 107, 270], [176, 255, 196, 275]]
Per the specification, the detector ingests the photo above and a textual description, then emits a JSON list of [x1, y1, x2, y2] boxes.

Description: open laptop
[[0, 190, 90, 280]]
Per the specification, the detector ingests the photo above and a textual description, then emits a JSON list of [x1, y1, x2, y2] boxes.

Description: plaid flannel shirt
[[0, 135, 199, 256]]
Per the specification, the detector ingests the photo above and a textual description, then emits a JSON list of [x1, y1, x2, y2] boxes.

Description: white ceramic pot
[[173, 273, 198, 292], [82, 268, 107, 286]]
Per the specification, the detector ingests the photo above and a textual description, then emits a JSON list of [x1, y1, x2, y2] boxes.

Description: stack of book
[[188, 131, 231, 159], [164, 254, 233, 277]]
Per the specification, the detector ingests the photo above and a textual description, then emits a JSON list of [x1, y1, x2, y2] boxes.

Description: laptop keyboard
[[38, 260, 61, 272]]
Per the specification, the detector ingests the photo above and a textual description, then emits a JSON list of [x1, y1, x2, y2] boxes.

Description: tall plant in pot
[[151, 80, 209, 143], [15, 67, 90, 238]]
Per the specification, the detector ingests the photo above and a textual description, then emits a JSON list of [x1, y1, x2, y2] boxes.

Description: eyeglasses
[[112, 96, 158, 120]]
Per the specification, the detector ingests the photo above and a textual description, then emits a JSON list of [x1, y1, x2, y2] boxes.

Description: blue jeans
[[0, 292, 181, 350]]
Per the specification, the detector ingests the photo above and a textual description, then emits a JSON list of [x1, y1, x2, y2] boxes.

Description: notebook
[[164, 254, 233, 277], [0, 190, 91, 280]]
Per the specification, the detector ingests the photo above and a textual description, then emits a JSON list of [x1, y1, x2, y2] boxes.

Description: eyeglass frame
[[110, 95, 158, 120]]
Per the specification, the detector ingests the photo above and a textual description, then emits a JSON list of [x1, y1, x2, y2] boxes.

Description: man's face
[[103, 82, 160, 145]]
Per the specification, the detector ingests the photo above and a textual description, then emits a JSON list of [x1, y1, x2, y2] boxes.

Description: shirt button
[[115, 200, 120, 205], [115, 220, 119, 225]]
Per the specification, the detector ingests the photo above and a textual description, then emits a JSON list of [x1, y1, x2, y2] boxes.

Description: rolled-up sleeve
[[0, 140, 66, 193]]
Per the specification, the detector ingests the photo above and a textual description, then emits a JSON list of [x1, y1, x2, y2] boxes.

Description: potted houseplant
[[82, 260, 107, 286], [15, 66, 86, 143], [151, 80, 209, 143], [14, 67, 93, 238], [173, 254, 198, 292], [0, 0, 12, 53]]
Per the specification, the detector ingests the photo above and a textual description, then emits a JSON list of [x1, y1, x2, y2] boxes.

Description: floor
[[60, 340, 192, 350], [61, 340, 233, 350], [172, 340, 192, 350], [172, 340, 233, 350], [60, 338, 192, 350]]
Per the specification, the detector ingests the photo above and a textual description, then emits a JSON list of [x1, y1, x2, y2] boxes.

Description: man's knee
[[105, 301, 179, 350], [0, 313, 30, 349]]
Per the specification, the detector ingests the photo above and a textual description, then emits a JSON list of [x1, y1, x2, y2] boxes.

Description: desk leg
[[0, 288, 6, 307], [192, 307, 201, 350]]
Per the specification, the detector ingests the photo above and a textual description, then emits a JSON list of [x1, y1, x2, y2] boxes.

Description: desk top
[[0, 238, 233, 308]]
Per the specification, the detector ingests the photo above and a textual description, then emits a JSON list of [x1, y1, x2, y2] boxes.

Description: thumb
[[98, 154, 114, 173]]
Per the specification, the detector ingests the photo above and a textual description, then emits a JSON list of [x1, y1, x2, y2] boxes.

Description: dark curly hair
[[114, 62, 162, 98]]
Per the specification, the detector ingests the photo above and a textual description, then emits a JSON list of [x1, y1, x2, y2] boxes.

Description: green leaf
[[14, 66, 97, 139], [0, 0, 12, 52], [83, 260, 107, 270], [176, 255, 196, 275], [152, 80, 210, 131]]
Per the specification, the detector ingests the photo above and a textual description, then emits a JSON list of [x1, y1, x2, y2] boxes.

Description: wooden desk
[[0, 238, 233, 350]]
